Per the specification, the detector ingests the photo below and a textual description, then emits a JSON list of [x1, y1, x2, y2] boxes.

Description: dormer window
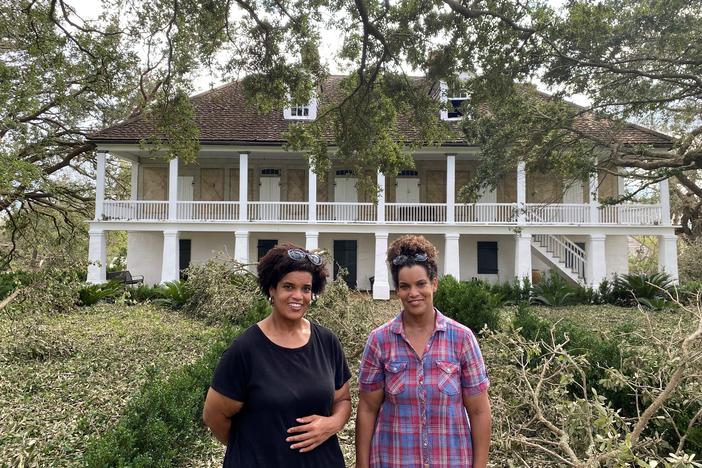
[[439, 80, 469, 121], [284, 97, 318, 120]]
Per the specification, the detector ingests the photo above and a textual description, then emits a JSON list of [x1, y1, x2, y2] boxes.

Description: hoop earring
[[268, 296, 274, 305]]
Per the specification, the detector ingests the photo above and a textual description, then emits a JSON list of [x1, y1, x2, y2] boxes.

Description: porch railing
[[317, 202, 376, 222], [100, 200, 663, 226], [599, 204, 662, 225], [248, 202, 308, 221], [103, 201, 168, 220], [386, 203, 446, 223], [455, 203, 517, 223], [177, 201, 239, 220]]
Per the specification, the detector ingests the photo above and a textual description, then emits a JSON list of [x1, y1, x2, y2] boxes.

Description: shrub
[[181, 258, 264, 324], [5, 265, 84, 316], [0, 271, 33, 300], [128, 284, 165, 303], [153, 280, 193, 310], [530, 272, 577, 306], [486, 277, 531, 305], [678, 237, 702, 282], [434, 276, 502, 332], [78, 282, 123, 306], [616, 272, 674, 306]]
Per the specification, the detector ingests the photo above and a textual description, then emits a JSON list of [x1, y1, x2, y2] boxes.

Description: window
[[446, 88, 468, 119], [284, 97, 318, 120], [477, 241, 498, 274], [258, 239, 278, 260]]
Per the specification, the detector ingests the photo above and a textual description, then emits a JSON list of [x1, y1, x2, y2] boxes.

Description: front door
[[257, 239, 278, 260], [333, 240, 357, 289], [179, 239, 191, 279], [259, 170, 281, 220], [334, 173, 358, 220]]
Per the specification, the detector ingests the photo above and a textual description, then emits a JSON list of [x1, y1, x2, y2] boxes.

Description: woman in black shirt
[[203, 243, 352, 468]]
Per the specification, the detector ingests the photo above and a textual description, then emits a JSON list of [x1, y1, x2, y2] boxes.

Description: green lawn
[[0, 303, 220, 467]]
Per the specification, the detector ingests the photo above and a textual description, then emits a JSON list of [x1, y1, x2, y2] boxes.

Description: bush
[[5, 265, 84, 316], [181, 258, 264, 324], [486, 277, 531, 305], [78, 282, 123, 306], [434, 276, 502, 332], [128, 284, 165, 303], [678, 237, 702, 282], [153, 280, 193, 310], [0, 271, 33, 300], [530, 272, 577, 306], [615, 272, 675, 306]]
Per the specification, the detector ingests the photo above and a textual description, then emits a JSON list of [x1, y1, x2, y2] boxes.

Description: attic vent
[[261, 168, 280, 176], [398, 170, 419, 177], [335, 169, 355, 176]]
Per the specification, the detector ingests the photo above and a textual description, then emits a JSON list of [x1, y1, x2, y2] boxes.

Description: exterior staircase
[[531, 234, 587, 283]]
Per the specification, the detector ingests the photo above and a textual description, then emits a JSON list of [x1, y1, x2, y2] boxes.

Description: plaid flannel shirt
[[359, 309, 490, 468]]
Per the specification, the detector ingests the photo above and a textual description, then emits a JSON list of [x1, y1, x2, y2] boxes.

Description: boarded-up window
[[201, 169, 224, 201], [287, 169, 306, 201], [142, 167, 168, 200]]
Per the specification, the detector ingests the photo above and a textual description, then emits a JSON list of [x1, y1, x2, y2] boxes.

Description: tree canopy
[[2, 0, 701, 265]]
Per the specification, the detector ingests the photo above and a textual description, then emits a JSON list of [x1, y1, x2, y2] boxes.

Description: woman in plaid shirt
[[355, 235, 491, 468]]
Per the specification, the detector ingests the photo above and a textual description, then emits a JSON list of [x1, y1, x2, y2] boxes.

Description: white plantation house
[[87, 76, 678, 299]]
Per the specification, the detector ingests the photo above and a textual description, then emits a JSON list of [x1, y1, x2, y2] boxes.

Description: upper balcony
[[100, 200, 663, 225]]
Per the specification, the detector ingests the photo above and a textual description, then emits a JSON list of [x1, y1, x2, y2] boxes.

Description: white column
[[239, 153, 249, 222], [160, 229, 180, 283], [234, 230, 250, 265], [658, 234, 679, 282], [168, 157, 178, 220], [586, 233, 606, 288], [588, 169, 599, 224], [130, 160, 140, 201], [308, 165, 317, 223], [373, 232, 390, 300], [516, 161, 526, 225], [95, 151, 106, 220], [305, 231, 319, 251], [87, 228, 107, 284], [659, 178, 671, 226], [377, 171, 386, 223], [443, 233, 460, 279], [446, 154, 456, 224], [514, 231, 532, 281]]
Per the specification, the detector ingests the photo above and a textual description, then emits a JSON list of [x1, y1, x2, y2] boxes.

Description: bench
[[106, 270, 144, 286]]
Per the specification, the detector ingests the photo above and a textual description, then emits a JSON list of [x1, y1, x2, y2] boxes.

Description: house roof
[[89, 75, 672, 147]]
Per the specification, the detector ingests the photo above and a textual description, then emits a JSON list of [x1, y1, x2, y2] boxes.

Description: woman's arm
[[203, 387, 244, 445], [285, 382, 352, 453], [463, 390, 491, 468], [355, 388, 384, 468]]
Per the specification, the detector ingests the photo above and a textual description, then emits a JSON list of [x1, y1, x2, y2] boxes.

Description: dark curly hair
[[386, 235, 439, 287], [257, 243, 328, 297]]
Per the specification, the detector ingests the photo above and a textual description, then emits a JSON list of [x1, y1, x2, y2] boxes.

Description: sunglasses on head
[[392, 252, 428, 266], [287, 248, 322, 265]]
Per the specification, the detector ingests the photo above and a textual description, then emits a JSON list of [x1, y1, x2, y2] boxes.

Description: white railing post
[[130, 160, 139, 201], [589, 169, 599, 224], [446, 154, 456, 224], [168, 158, 178, 221], [517, 161, 526, 225], [95, 151, 106, 220], [373, 232, 390, 299], [659, 178, 671, 226], [377, 171, 385, 223], [444, 232, 460, 278], [308, 165, 317, 223], [239, 153, 248, 222]]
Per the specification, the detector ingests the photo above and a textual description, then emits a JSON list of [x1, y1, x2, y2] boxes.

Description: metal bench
[[106, 270, 144, 286]]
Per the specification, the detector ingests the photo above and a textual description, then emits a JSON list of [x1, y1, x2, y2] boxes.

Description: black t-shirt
[[211, 321, 351, 468]]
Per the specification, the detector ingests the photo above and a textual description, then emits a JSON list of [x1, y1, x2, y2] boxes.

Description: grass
[[0, 303, 220, 467]]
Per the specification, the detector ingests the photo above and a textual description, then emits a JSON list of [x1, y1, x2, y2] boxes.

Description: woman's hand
[[286, 414, 338, 452]]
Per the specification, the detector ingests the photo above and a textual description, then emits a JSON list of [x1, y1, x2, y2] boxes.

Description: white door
[[396, 178, 420, 203], [476, 186, 497, 221], [563, 180, 585, 222], [259, 176, 281, 220], [334, 177, 358, 220], [177, 176, 194, 219]]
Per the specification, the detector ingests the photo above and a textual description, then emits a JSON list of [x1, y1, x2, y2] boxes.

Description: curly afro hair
[[257, 243, 328, 297], [386, 235, 439, 287]]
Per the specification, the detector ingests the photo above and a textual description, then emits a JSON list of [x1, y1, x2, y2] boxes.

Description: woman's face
[[397, 264, 437, 318], [268, 270, 314, 321]]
